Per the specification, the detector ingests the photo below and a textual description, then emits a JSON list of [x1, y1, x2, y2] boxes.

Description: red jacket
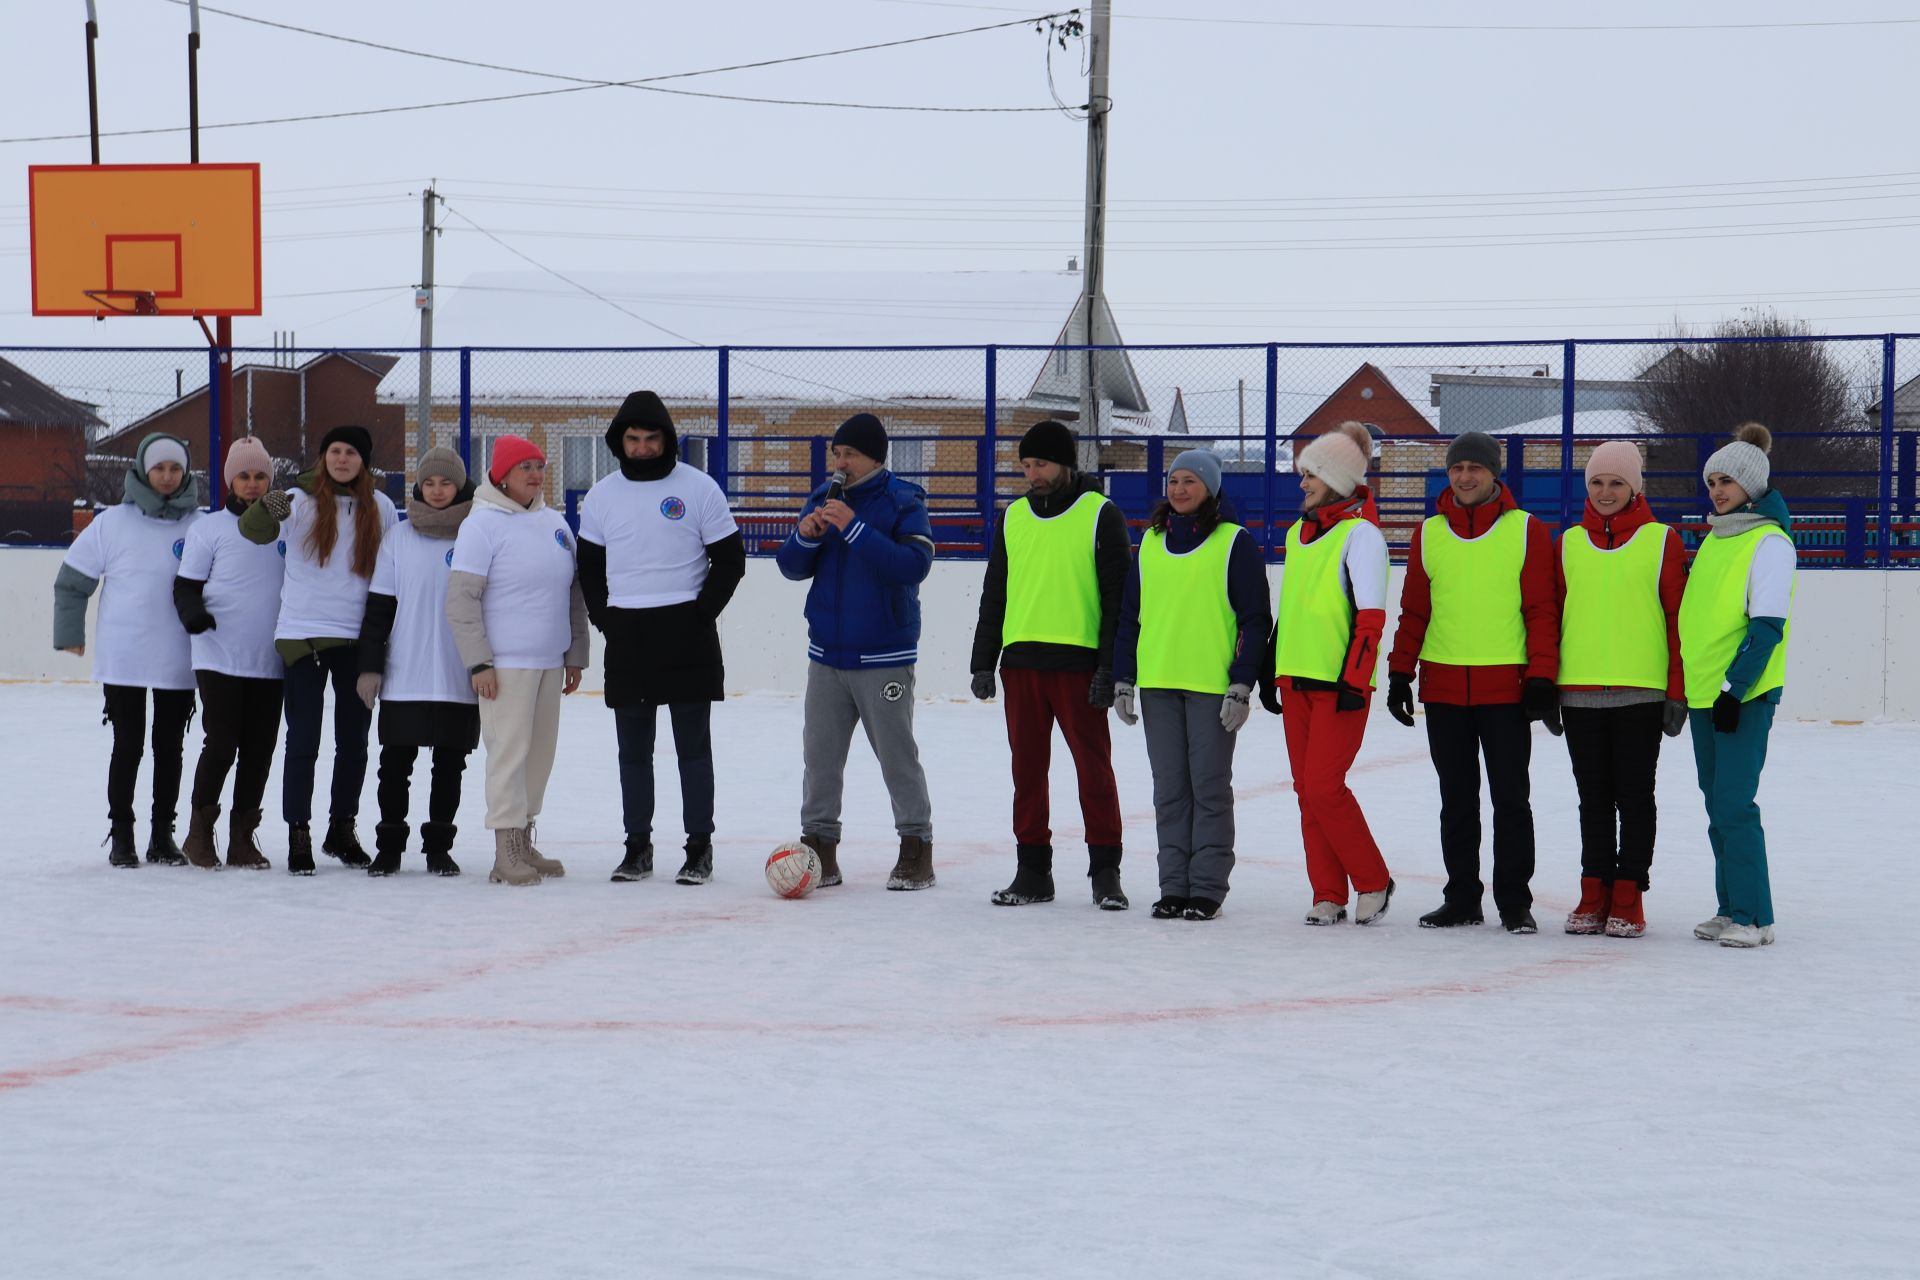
[[1275, 486, 1388, 693], [1554, 495, 1687, 702], [1387, 483, 1558, 706]]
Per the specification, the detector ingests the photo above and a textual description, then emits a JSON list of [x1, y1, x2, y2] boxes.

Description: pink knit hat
[[1584, 440, 1645, 494], [1296, 430, 1369, 497], [224, 435, 274, 485]]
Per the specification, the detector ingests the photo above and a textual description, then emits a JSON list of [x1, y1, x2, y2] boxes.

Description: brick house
[[0, 356, 104, 542]]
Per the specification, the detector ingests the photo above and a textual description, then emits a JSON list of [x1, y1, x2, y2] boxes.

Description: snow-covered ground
[[2, 683, 1914, 1279]]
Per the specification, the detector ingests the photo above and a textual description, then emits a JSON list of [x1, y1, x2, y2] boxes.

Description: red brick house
[[0, 356, 104, 542], [1295, 362, 1438, 439]]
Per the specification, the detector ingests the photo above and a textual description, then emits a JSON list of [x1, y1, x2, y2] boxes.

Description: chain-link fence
[[5, 337, 1917, 566]]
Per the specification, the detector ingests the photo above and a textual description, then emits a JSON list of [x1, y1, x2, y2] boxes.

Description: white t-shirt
[[450, 502, 578, 670], [371, 523, 476, 704], [273, 487, 399, 641], [577, 462, 738, 608], [62, 503, 201, 690], [178, 508, 287, 679]]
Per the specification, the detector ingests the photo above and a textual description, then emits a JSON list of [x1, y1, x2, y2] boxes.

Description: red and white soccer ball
[[765, 840, 822, 899]]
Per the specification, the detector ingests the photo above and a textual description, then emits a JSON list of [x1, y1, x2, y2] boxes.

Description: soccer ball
[[765, 841, 822, 899]]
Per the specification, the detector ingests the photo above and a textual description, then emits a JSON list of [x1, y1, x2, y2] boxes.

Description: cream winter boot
[[521, 823, 565, 877], [489, 827, 542, 886]]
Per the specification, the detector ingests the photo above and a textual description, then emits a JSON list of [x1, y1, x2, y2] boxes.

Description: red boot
[[1604, 881, 1645, 938], [1565, 877, 1609, 934]]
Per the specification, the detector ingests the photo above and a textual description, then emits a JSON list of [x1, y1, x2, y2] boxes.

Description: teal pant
[[1688, 700, 1776, 927]]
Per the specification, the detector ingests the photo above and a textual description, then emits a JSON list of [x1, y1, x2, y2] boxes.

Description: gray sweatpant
[[801, 663, 933, 841], [1140, 688, 1238, 903]]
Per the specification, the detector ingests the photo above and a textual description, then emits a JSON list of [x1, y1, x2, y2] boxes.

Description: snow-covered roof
[[1379, 363, 1552, 428], [1492, 408, 1654, 436]]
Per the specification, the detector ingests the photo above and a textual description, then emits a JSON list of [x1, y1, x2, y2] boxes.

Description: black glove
[[1087, 668, 1115, 710], [970, 670, 996, 701], [1523, 677, 1563, 737], [1335, 683, 1366, 713], [183, 611, 217, 635], [1386, 672, 1416, 727], [1662, 699, 1688, 738], [1258, 678, 1281, 716], [1712, 691, 1742, 734]]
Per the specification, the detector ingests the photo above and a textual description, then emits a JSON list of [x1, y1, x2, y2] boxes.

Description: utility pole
[[1076, 0, 1112, 473], [415, 184, 440, 465]]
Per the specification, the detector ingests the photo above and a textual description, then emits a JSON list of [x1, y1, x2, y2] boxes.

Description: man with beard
[[970, 421, 1132, 910]]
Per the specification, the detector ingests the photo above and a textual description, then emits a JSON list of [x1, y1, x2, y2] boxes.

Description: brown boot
[[886, 835, 935, 891], [226, 808, 270, 869], [182, 804, 222, 869], [521, 823, 565, 877], [488, 827, 542, 886], [803, 834, 841, 887]]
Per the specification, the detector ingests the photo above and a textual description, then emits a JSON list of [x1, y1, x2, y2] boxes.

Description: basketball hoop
[[82, 289, 160, 318]]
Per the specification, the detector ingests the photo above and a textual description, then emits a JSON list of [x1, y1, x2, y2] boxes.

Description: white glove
[[1220, 683, 1252, 733], [1113, 681, 1138, 727]]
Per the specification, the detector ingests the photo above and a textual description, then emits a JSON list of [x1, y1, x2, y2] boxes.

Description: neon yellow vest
[[1418, 508, 1530, 666], [1680, 527, 1793, 709], [1001, 491, 1106, 650], [1136, 523, 1240, 694], [1276, 518, 1381, 686], [1557, 523, 1669, 690]]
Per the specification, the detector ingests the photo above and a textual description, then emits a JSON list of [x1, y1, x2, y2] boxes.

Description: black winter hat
[[606, 390, 679, 469], [831, 412, 888, 464], [1445, 430, 1503, 474], [318, 424, 374, 469], [1017, 420, 1076, 469]]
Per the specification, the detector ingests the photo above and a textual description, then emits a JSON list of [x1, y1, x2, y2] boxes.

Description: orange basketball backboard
[[28, 163, 261, 317]]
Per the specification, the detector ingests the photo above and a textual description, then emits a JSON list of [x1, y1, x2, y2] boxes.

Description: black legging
[[192, 671, 286, 814], [102, 684, 197, 827]]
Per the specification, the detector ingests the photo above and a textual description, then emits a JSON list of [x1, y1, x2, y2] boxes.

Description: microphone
[[826, 468, 848, 502]]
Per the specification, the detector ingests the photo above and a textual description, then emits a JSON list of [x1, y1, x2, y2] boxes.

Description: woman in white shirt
[[240, 424, 397, 875], [53, 432, 203, 868], [354, 447, 479, 877], [446, 436, 589, 886], [173, 436, 287, 869]]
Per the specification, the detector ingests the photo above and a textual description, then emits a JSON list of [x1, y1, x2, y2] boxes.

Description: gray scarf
[[122, 467, 202, 521], [1707, 509, 1772, 538]]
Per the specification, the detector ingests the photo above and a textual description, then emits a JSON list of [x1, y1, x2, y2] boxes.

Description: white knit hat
[[1702, 423, 1772, 499], [1296, 430, 1368, 497]]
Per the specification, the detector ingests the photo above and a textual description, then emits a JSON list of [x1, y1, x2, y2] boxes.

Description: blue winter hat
[[831, 412, 888, 464], [1168, 448, 1223, 497]]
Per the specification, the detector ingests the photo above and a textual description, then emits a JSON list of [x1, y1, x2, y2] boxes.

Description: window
[[561, 435, 596, 496], [890, 436, 927, 483]]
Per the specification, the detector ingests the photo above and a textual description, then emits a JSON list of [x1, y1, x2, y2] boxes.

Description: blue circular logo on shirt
[[171, 539, 185, 560], [660, 497, 687, 521], [554, 528, 572, 551], [445, 548, 456, 567], [276, 540, 288, 558]]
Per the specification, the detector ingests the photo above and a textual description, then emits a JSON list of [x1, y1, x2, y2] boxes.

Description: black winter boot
[[675, 836, 713, 886], [612, 836, 653, 882], [1087, 844, 1128, 911], [421, 821, 461, 877], [226, 808, 270, 869], [106, 821, 139, 868], [1150, 896, 1188, 919], [368, 821, 408, 877], [322, 818, 371, 868], [803, 835, 841, 887], [287, 823, 315, 876], [991, 844, 1055, 905], [1419, 900, 1486, 928], [145, 821, 187, 866], [1500, 909, 1539, 935], [1182, 897, 1222, 921]]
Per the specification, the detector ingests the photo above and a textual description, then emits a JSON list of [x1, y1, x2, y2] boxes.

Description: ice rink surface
[[2, 682, 1914, 1278]]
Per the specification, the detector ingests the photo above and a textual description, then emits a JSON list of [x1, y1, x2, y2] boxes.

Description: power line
[[873, 0, 1920, 32]]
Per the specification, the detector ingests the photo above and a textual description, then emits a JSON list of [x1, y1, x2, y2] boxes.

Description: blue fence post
[[1263, 343, 1279, 554], [1507, 436, 1526, 507], [1559, 339, 1576, 530], [715, 347, 730, 494], [811, 436, 827, 494], [982, 344, 998, 555], [1147, 436, 1164, 503], [1880, 335, 1895, 567], [205, 346, 222, 510], [457, 348, 472, 472], [1845, 499, 1866, 566]]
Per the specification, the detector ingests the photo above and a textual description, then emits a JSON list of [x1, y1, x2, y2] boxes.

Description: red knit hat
[[488, 435, 545, 486]]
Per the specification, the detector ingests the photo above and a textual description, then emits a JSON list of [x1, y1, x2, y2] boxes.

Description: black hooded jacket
[[969, 472, 1132, 675]]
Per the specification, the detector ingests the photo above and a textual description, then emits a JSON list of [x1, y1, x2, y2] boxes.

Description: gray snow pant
[[801, 663, 933, 842], [1141, 688, 1238, 903]]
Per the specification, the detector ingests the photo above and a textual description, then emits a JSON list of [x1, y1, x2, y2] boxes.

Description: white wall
[[4, 547, 1915, 721]]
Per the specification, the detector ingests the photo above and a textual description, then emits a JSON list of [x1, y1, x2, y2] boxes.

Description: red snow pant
[[1003, 667, 1123, 850], [1282, 686, 1390, 903]]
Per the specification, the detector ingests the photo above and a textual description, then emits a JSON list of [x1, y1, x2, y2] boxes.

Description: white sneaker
[[1303, 900, 1348, 926], [1355, 878, 1396, 925], [1694, 915, 1734, 941], [1718, 923, 1775, 949]]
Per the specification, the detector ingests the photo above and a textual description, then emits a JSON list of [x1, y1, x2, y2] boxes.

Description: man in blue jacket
[[776, 413, 937, 890]]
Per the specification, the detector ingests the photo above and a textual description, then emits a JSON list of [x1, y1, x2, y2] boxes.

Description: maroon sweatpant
[[1003, 667, 1123, 850]]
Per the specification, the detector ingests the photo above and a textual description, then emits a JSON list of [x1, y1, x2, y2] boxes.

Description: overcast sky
[[3, 0, 1916, 354]]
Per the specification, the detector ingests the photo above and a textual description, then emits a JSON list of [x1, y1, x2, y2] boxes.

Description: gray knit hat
[[1168, 448, 1223, 497], [1702, 423, 1772, 500], [416, 446, 468, 489], [1445, 430, 1502, 473]]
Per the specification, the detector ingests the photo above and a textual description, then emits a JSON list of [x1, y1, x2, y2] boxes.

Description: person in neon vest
[[1681, 423, 1795, 950], [1554, 441, 1688, 938], [970, 420, 1133, 910], [1385, 430, 1561, 933], [1258, 423, 1395, 926], [1112, 449, 1271, 921]]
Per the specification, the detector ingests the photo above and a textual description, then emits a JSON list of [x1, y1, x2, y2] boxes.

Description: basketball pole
[[83, 2, 101, 164], [184, 0, 229, 505]]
